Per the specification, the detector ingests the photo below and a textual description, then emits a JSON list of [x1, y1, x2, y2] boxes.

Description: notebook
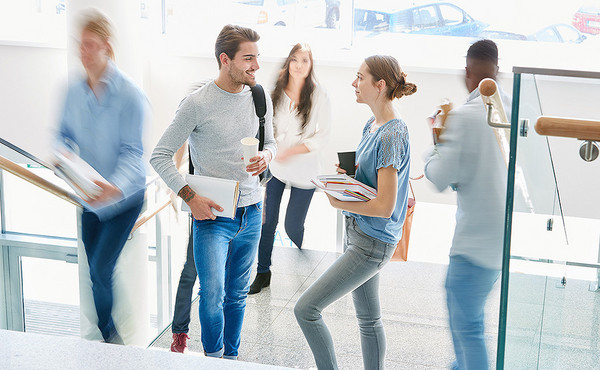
[[311, 174, 377, 202], [181, 174, 241, 219]]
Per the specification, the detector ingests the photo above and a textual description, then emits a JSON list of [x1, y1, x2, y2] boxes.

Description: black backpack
[[250, 84, 272, 185]]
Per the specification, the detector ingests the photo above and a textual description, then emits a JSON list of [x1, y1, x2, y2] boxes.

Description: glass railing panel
[[536, 275, 600, 369], [2, 164, 77, 239], [500, 69, 600, 369], [503, 268, 547, 369], [0, 145, 189, 343], [511, 73, 555, 216], [504, 262, 600, 369], [21, 256, 80, 337]]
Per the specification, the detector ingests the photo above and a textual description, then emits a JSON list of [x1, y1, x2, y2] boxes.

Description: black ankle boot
[[248, 271, 271, 295]]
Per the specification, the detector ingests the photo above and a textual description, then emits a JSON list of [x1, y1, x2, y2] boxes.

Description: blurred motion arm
[[424, 112, 463, 192]]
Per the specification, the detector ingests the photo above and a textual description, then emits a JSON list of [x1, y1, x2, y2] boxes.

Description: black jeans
[[257, 176, 315, 273], [172, 222, 197, 334]]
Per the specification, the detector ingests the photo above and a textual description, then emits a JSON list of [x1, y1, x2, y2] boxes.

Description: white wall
[[0, 44, 67, 161], [143, 52, 515, 205], [0, 42, 598, 211]]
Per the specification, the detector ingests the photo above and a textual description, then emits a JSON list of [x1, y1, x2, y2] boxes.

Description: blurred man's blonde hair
[[79, 8, 115, 60]]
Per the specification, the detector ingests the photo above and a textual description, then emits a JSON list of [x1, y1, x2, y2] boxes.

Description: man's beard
[[229, 68, 256, 87]]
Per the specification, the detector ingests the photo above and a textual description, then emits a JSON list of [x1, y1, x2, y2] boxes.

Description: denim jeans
[[81, 201, 143, 342], [294, 216, 396, 370], [193, 203, 262, 357], [446, 255, 499, 370], [172, 222, 197, 334], [257, 176, 315, 273]]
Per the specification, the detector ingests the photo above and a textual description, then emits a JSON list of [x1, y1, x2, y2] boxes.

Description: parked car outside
[[354, 1, 487, 37], [528, 24, 587, 44], [477, 30, 527, 41], [230, 0, 326, 28], [573, 6, 600, 35]]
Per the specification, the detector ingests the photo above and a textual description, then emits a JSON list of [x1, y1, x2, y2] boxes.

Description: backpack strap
[[250, 84, 267, 151], [188, 145, 194, 175]]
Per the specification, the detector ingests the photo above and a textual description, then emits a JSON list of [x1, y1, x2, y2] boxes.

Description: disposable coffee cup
[[337, 151, 356, 177], [241, 137, 259, 167]]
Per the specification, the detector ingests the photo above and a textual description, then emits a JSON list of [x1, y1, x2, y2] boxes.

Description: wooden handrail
[[131, 197, 171, 234], [535, 116, 600, 141], [0, 154, 80, 207], [0, 153, 177, 234]]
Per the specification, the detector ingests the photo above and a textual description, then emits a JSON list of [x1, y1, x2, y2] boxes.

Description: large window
[[158, 0, 600, 71], [2, 0, 598, 71]]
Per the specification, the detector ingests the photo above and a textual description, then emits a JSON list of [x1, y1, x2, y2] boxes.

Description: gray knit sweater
[[150, 80, 276, 207]]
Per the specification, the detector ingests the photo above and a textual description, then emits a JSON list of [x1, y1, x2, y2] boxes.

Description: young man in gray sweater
[[150, 24, 276, 359]]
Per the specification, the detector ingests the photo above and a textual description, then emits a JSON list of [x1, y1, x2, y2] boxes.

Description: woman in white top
[[249, 43, 331, 294]]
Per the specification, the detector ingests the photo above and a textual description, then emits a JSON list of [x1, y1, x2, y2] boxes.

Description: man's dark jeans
[[172, 223, 197, 334], [81, 201, 143, 342]]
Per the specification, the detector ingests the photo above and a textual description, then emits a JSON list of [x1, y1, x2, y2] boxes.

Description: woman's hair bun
[[400, 82, 417, 97], [392, 81, 417, 98]]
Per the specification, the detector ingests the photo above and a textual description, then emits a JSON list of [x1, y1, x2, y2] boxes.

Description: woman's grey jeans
[[294, 216, 396, 370]]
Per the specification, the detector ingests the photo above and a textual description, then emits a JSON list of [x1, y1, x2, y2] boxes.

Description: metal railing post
[[496, 72, 522, 369]]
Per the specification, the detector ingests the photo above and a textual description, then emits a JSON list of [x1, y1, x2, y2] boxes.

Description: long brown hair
[[271, 43, 316, 131], [364, 55, 417, 100]]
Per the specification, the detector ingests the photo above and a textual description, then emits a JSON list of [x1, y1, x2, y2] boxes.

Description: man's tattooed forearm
[[178, 185, 196, 202]]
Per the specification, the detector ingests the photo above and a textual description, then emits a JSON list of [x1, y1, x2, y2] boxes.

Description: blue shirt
[[57, 60, 148, 219], [344, 117, 411, 244], [424, 87, 510, 270]]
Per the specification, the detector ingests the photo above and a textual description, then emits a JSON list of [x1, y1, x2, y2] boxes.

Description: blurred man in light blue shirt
[[425, 39, 510, 370], [58, 57, 146, 218], [56, 9, 147, 344]]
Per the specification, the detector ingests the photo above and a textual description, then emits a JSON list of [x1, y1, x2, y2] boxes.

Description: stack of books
[[51, 150, 106, 202], [311, 174, 377, 202]]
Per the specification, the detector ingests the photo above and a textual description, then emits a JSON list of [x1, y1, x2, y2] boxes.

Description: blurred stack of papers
[[52, 150, 105, 202]]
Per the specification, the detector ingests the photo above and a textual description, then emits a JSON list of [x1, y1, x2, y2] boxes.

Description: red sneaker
[[170, 333, 190, 353]]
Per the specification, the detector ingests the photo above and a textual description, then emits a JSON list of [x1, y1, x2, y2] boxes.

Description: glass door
[[21, 256, 80, 337]]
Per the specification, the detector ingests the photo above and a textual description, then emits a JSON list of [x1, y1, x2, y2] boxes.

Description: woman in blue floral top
[[295, 55, 416, 370]]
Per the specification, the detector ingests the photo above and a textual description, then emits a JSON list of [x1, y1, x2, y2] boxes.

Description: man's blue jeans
[[446, 255, 500, 370], [193, 203, 262, 358], [81, 201, 143, 342]]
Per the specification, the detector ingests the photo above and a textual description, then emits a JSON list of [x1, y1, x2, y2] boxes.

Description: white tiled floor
[[10, 184, 600, 369], [149, 192, 600, 369], [151, 247, 491, 369], [151, 244, 600, 369]]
